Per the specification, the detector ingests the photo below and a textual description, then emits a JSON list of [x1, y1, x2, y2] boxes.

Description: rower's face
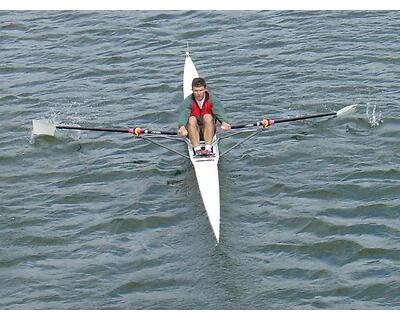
[[192, 86, 206, 100]]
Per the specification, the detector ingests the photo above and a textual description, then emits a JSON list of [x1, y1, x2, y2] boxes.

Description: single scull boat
[[31, 49, 358, 244], [183, 52, 221, 242]]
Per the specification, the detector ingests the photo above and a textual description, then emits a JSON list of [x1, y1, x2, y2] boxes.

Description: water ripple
[[1, 10, 400, 309]]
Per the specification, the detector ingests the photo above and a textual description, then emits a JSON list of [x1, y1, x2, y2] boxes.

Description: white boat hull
[[186, 138, 220, 242], [183, 52, 221, 242], [183, 52, 199, 100]]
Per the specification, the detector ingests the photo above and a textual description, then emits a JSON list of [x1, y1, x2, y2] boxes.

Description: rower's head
[[192, 77, 207, 100]]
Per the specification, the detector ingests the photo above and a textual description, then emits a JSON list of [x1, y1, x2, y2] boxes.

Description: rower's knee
[[188, 116, 198, 127], [203, 114, 213, 124]]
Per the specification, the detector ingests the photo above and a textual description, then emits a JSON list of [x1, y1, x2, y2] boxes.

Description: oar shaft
[[55, 125, 177, 136], [56, 125, 129, 133], [231, 111, 337, 130], [141, 129, 177, 135], [230, 122, 263, 130], [274, 112, 336, 124]]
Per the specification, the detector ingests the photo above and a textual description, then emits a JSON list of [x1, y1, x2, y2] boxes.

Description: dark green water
[[1, 11, 399, 309]]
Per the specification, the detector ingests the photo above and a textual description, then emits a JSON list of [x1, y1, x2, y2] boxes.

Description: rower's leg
[[202, 114, 215, 145], [187, 116, 200, 148]]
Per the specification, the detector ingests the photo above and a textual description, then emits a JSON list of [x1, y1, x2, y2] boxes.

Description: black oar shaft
[[230, 122, 261, 130], [231, 111, 337, 130], [55, 125, 177, 136], [143, 129, 177, 135], [56, 125, 129, 133], [274, 112, 336, 124]]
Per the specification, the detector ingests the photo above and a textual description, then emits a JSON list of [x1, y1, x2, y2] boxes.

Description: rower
[[177, 77, 231, 156]]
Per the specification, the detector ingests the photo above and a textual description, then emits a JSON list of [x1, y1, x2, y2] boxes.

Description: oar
[[230, 104, 357, 129], [32, 119, 177, 137]]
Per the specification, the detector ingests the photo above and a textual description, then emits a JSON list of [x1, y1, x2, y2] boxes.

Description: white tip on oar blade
[[336, 104, 358, 117], [32, 119, 56, 136]]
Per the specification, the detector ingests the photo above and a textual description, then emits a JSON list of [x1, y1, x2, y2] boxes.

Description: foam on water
[[31, 101, 102, 142], [366, 105, 383, 127]]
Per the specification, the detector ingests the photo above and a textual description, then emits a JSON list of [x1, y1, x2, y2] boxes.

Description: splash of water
[[30, 100, 98, 143], [366, 105, 383, 127], [29, 131, 36, 145]]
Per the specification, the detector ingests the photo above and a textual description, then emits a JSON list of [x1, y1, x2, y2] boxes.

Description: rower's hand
[[221, 122, 231, 131], [177, 126, 188, 136]]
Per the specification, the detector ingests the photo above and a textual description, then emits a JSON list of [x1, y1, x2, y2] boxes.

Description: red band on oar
[[261, 119, 275, 128], [128, 128, 143, 136]]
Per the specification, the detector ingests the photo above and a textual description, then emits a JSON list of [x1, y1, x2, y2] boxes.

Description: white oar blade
[[32, 119, 56, 136], [336, 104, 357, 118]]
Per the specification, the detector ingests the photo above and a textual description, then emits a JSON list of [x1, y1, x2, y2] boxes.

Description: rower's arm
[[210, 95, 229, 124], [177, 96, 193, 127]]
